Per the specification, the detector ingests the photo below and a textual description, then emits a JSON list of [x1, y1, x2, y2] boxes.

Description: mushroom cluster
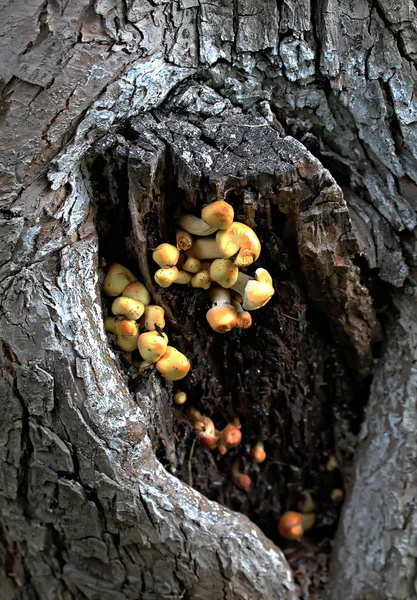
[[152, 200, 275, 333], [103, 263, 190, 381]]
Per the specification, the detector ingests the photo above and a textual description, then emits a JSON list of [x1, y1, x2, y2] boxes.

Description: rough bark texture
[[1, 0, 417, 599]]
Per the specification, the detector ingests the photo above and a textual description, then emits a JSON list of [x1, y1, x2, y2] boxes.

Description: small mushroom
[[216, 222, 261, 267], [209, 258, 238, 288], [154, 266, 179, 288], [114, 319, 140, 352], [176, 228, 193, 251], [111, 297, 145, 321], [152, 243, 180, 267], [278, 511, 316, 541], [201, 200, 234, 230], [182, 257, 201, 274], [138, 330, 168, 364], [174, 391, 187, 405], [104, 316, 121, 334], [219, 424, 242, 448], [231, 459, 252, 490], [156, 346, 191, 381], [142, 305, 165, 330], [178, 214, 218, 236], [189, 408, 218, 447], [330, 488, 344, 503], [206, 288, 238, 333], [297, 491, 316, 514], [103, 263, 137, 296], [175, 270, 193, 285], [232, 300, 252, 329], [230, 268, 274, 310], [191, 265, 211, 290], [122, 281, 151, 306], [250, 440, 266, 463]]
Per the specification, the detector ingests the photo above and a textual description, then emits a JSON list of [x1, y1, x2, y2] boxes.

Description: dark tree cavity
[[1, 1, 416, 599]]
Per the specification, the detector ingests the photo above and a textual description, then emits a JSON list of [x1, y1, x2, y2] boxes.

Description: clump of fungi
[[103, 263, 190, 381], [151, 200, 275, 333]]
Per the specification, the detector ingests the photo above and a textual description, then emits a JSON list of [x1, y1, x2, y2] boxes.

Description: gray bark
[[0, 0, 416, 599]]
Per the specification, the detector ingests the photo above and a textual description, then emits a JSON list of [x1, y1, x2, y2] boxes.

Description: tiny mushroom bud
[[326, 454, 339, 472], [297, 491, 316, 514], [178, 214, 218, 236], [216, 222, 261, 267], [206, 288, 238, 333], [231, 459, 252, 490], [142, 305, 165, 331], [191, 237, 223, 260], [231, 268, 274, 311], [111, 297, 145, 321], [250, 440, 266, 463], [154, 266, 179, 288], [156, 346, 191, 381], [153, 243, 180, 267], [174, 391, 187, 405], [176, 228, 193, 251], [220, 424, 242, 448], [122, 281, 151, 306], [278, 511, 316, 541], [330, 488, 344, 503], [183, 257, 201, 274], [189, 407, 218, 447], [138, 330, 169, 364], [114, 319, 140, 352], [210, 259, 238, 289], [175, 270, 193, 285], [232, 300, 252, 329], [103, 263, 137, 296], [201, 200, 234, 230]]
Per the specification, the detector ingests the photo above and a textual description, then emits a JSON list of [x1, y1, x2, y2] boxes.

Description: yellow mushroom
[[174, 391, 187, 405], [231, 268, 274, 310], [122, 281, 151, 305], [114, 320, 140, 352], [152, 244, 180, 267], [111, 297, 145, 320], [206, 288, 238, 333], [103, 263, 137, 296], [182, 257, 201, 274], [216, 222, 261, 267], [232, 300, 252, 329], [154, 266, 179, 288], [178, 214, 218, 236], [201, 200, 234, 230], [142, 305, 166, 330], [175, 271, 193, 284], [138, 330, 168, 364], [209, 258, 238, 289], [156, 346, 191, 381], [176, 228, 193, 251]]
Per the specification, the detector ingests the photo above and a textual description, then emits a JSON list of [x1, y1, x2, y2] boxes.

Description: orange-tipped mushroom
[[278, 511, 316, 541], [209, 259, 238, 289], [156, 346, 190, 381], [231, 268, 274, 310], [231, 459, 252, 490], [189, 407, 218, 448], [183, 256, 201, 274], [178, 214, 218, 236], [216, 222, 261, 267], [138, 330, 168, 364], [250, 440, 266, 463], [122, 281, 151, 306], [111, 297, 145, 321], [206, 288, 238, 333], [114, 319, 140, 352], [191, 265, 211, 290], [154, 266, 179, 288], [142, 305, 165, 331], [201, 200, 234, 230], [220, 424, 242, 448], [103, 263, 137, 296], [152, 244, 180, 267]]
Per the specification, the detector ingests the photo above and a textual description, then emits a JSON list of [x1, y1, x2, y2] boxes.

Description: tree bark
[[0, 1, 416, 599]]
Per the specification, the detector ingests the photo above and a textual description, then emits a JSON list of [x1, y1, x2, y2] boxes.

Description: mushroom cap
[[104, 316, 120, 334], [176, 228, 193, 251], [111, 297, 145, 320], [152, 243, 180, 267], [210, 259, 238, 289], [216, 223, 261, 267], [236, 474, 252, 490], [122, 281, 151, 305], [199, 434, 218, 448], [138, 330, 169, 364], [221, 425, 242, 447], [156, 346, 191, 381], [191, 269, 211, 290], [154, 266, 179, 288], [183, 257, 201, 274], [175, 270, 193, 285], [278, 512, 305, 541], [206, 304, 237, 333], [250, 446, 267, 463], [142, 305, 165, 330], [103, 263, 137, 296], [201, 200, 234, 230], [114, 319, 139, 352], [174, 391, 187, 405], [243, 279, 274, 310]]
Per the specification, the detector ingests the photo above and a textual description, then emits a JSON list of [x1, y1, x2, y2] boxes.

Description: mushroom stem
[[231, 459, 252, 490], [208, 287, 232, 306], [230, 272, 252, 296], [178, 214, 218, 236], [191, 238, 223, 260]]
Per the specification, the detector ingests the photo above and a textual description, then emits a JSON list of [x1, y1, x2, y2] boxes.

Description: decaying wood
[[1, 0, 417, 598]]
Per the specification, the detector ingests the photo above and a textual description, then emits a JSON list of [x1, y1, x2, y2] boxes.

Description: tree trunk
[[0, 1, 416, 599]]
